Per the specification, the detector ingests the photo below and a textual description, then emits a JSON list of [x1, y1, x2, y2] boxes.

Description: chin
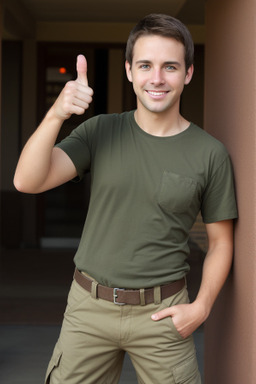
[[147, 105, 173, 114]]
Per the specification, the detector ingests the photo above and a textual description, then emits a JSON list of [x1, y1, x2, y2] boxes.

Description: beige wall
[[204, 0, 256, 382]]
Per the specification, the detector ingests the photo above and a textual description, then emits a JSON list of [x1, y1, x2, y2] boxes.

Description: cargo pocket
[[172, 353, 201, 384], [44, 344, 62, 384]]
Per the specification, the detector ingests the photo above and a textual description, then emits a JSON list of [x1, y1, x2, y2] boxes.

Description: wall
[[0, 2, 2, 158], [1, 41, 23, 247], [0, 3, 3, 250], [204, 0, 256, 382], [36, 21, 205, 44]]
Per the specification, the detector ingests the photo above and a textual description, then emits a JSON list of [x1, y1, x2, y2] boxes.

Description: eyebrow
[[135, 60, 181, 67]]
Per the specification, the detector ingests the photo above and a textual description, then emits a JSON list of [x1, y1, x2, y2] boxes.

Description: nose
[[150, 68, 165, 85]]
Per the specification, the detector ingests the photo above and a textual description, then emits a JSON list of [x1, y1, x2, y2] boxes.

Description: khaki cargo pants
[[45, 278, 201, 384]]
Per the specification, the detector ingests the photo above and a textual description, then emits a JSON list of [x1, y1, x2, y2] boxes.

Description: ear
[[184, 64, 194, 85], [125, 60, 133, 83]]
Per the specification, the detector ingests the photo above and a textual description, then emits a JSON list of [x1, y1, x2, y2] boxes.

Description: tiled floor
[[0, 325, 204, 383]]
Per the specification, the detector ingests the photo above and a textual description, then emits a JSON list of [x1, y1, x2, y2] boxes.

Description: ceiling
[[10, 0, 205, 24]]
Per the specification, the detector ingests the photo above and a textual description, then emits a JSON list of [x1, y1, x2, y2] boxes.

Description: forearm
[[14, 108, 64, 193], [194, 241, 233, 321]]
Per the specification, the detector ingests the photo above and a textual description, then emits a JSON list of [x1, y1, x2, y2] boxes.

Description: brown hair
[[125, 14, 194, 71]]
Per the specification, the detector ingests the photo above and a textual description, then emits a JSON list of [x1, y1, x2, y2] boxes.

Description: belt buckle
[[113, 288, 126, 305]]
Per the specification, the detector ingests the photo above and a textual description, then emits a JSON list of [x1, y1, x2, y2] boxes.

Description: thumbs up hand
[[52, 55, 94, 121]]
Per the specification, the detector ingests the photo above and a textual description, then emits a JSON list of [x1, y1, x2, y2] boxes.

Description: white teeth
[[147, 91, 166, 96]]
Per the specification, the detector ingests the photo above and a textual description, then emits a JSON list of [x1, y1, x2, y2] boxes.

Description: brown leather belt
[[74, 269, 185, 305]]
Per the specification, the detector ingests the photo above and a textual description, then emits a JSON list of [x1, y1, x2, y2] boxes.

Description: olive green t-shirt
[[56, 111, 238, 288]]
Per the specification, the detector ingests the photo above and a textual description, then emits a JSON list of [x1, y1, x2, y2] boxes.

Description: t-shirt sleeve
[[55, 122, 91, 181], [201, 155, 238, 223]]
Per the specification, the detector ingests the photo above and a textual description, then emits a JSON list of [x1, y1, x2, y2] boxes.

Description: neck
[[134, 108, 190, 137]]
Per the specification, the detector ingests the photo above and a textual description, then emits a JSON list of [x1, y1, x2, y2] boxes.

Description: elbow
[[13, 173, 23, 192], [13, 174, 38, 194], [13, 176, 28, 193]]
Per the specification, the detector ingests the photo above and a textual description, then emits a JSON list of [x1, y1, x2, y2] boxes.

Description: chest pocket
[[158, 171, 198, 214]]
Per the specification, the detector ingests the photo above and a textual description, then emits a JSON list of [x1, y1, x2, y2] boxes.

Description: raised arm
[[14, 55, 93, 194], [151, 219, 234, 338]]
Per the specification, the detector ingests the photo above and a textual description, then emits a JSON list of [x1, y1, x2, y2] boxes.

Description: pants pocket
[[44, 343, 62, 384], [64, 279, 91, 317], [158, 286, 190, 341], [169, 315, 185, 341], [172, 353, 201, 384]]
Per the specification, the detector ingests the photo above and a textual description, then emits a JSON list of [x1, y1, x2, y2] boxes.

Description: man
[[14, 14, 237, 384]]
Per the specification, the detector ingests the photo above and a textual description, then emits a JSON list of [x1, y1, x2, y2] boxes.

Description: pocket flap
[[44, 344, 62, 384], [173, 353, 200, 383]]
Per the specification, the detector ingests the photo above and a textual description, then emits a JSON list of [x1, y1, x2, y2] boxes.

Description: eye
[[166, 65, 177, 71], [139, 64, 150, 70]]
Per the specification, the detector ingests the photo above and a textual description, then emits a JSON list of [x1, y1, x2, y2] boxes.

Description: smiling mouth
[[146, 90, 169, 96]]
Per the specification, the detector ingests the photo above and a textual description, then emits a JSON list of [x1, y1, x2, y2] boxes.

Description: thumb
[[151, 307, 175, 321], [76, 54, 88, 86]]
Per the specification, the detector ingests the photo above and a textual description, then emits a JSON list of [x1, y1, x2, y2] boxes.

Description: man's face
[[125, 35, 193, 115]]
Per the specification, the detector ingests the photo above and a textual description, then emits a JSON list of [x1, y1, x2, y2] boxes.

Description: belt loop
[[91, 281, 98, 299], [140, 288, 146, 306], [154, 286, 161, 305]]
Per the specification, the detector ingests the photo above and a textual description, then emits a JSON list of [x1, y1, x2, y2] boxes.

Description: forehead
[[133, 35, 185, 63]]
